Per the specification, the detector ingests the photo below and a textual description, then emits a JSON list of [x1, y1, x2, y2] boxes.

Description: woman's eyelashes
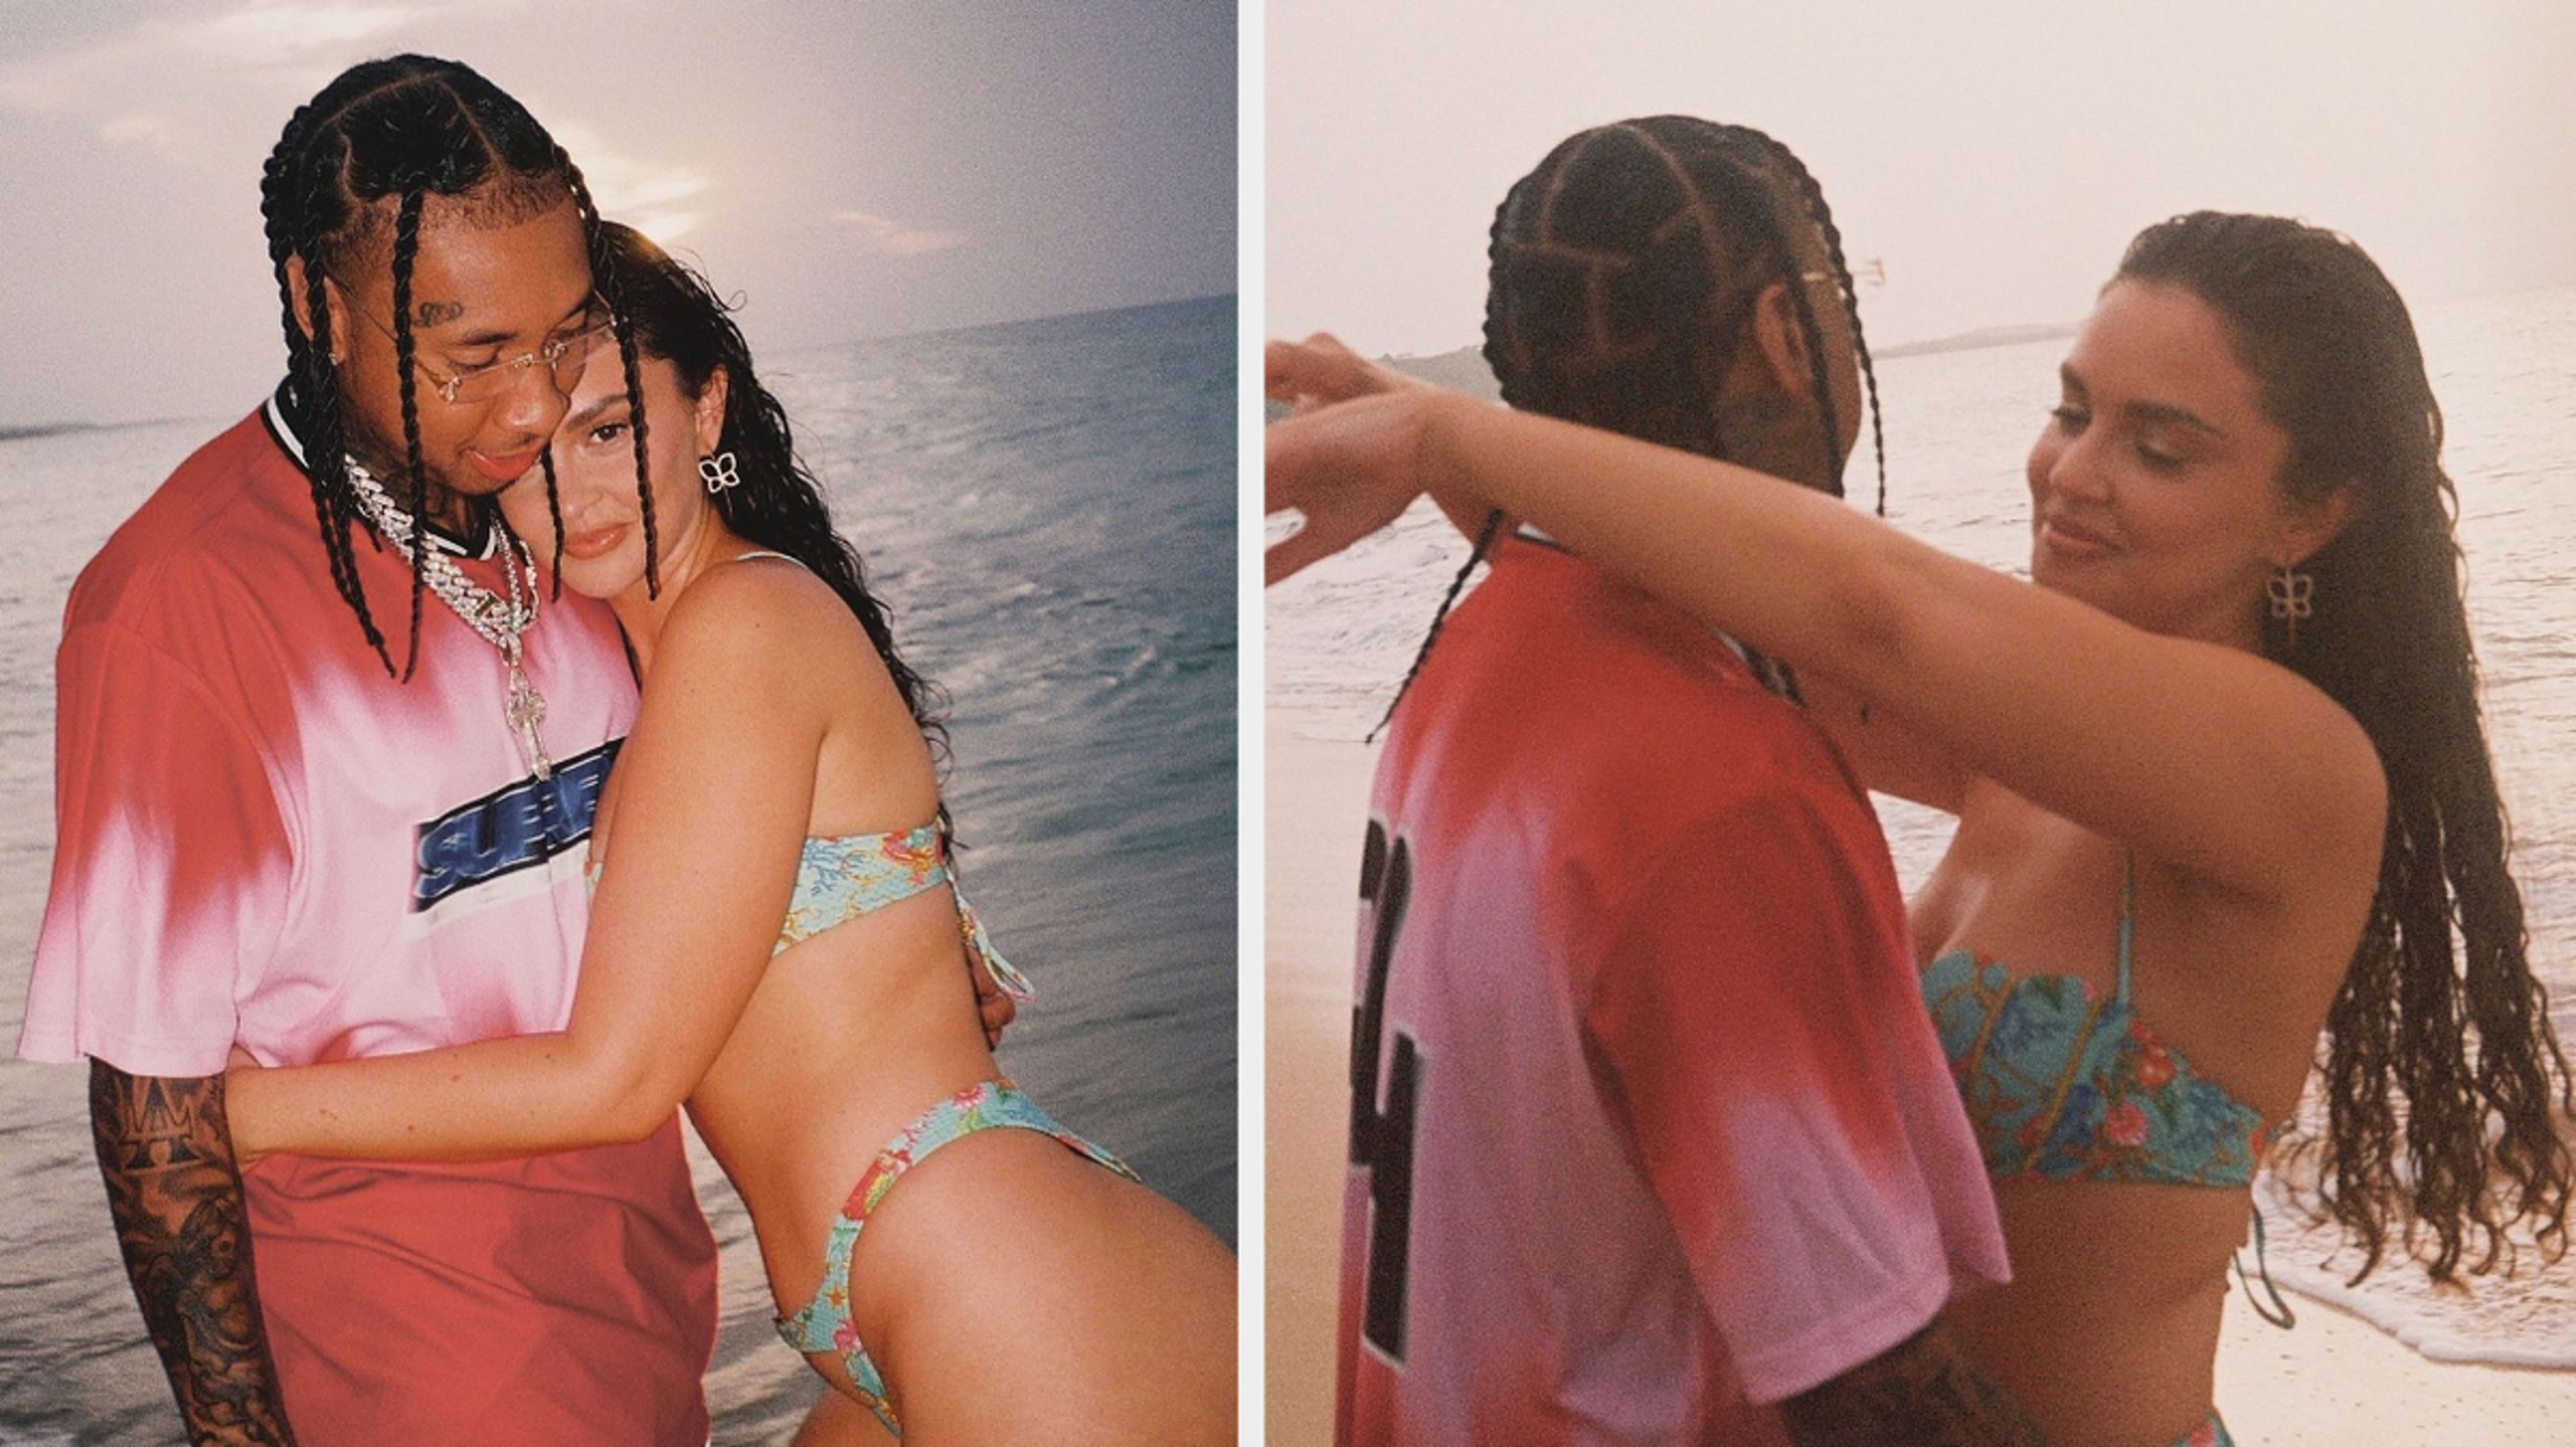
[[2133, 427, 2191, 474], [2051, 403, 2188, 474], [2134, 435, 2186, 472]]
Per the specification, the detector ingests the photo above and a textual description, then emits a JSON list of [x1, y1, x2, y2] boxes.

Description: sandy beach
[[1263, 718, 2576, 1447]]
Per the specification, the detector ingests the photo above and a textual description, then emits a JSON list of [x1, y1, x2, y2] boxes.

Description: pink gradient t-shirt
[[1336, 539, 2008, 1446], [19, 394, 718, 1445]]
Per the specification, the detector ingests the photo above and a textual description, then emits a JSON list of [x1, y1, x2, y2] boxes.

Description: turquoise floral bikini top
[[732, 547, 1032, 996], [781, 824, 1034, 998], [1918, 857, 2277, 1187], [586, 542, 1036, 1002], [585, 822, 1034, 1000]]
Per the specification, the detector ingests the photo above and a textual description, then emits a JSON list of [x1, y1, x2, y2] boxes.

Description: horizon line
[[3, 290, 1240, 436]]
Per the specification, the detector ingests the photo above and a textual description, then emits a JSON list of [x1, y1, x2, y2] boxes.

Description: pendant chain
[[342, 458, 553, 779]]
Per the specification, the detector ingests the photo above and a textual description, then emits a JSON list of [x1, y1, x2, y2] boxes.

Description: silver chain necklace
[[342, 458, 553, 780]]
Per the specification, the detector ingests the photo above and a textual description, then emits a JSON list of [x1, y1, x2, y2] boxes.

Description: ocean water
[[0, 294, 1236, 1444], [1268, 284, 2576, 1368]]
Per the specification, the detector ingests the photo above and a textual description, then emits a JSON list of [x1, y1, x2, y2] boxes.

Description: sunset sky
[[1270, 0, 2576, 358], [1, 0, 1235, 426]]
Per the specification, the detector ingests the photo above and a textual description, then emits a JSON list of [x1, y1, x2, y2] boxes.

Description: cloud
[[831, 209, 966, 256], [0, 5, 720, 242], [545, 120, 712, 245], [97, 111, 201, 166], [2, 9, 720, 250], [1, 4, 417, 109], [191, 3, 422, 62], [0, 3, 486, 164]]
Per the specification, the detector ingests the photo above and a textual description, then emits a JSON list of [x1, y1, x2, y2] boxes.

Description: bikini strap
[[2116, 851, 2137, 1004], [727, 548, 808, 570], [2233, 1204, 2298, 1329]]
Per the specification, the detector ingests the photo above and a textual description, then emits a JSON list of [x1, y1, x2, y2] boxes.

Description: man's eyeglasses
[[351, 307, 617, 406]]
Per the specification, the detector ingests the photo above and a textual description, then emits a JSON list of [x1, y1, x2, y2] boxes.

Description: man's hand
[[1778, 1319, 2051, 1447], [90, 1059, 299, 1446], [971, 954, 1017, 1048]]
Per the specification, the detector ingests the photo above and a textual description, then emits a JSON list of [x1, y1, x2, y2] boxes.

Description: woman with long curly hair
[[222, 222, 1236, 1446], [1269, 209, 2573, 1447]]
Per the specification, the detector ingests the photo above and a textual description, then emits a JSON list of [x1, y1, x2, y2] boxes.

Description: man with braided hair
[[18, 56, 1012, 1445], [1272, 118, 2038, 1444]]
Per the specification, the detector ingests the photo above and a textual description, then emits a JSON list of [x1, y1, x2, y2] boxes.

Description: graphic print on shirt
[[414, 738, 622, 914], [1351, 816, 1421, 1366]]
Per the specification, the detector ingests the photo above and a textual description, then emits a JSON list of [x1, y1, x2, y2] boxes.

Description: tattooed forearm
[[90, 1060, 298, 1446], [1778, 1320, 2051, 1447], [413, 299, 463, 327]]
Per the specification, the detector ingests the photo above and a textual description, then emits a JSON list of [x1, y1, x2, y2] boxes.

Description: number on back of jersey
[[1351, 819, 1421, 1364]]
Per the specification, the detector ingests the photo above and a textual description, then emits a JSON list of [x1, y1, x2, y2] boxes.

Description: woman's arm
[[1794, 673, 1971, 814], [1267, 385, 2385, 901], [225, 570, 829, 1161], [1269, 335, 1971, 812]]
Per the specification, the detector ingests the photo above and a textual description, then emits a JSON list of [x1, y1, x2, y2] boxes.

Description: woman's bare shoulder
[[666, 551, 847, 629], [658, 553, 928, 773], [657, 555, 873, 676]]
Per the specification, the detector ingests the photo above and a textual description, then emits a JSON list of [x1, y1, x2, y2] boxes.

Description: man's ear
[[283, 256, 350, 362], [1742, 277, 1812, 402]]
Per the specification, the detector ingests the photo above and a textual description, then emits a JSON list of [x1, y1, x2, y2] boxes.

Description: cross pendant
[[504, 657, 552, 780]]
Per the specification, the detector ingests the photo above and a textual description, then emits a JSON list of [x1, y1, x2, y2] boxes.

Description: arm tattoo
[[89, 1061, 299, 1446], [1778, 1320, 2053, 1447], [413, 299, 463, 328]]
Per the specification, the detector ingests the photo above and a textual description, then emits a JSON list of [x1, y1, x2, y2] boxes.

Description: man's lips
[[559, 523, 629, 561], [464, 445, 542, 482]]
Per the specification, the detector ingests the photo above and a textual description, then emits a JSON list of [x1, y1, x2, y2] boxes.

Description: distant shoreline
[[0, 421, 103, 443], [8, 294, 1242, 436], [1373, 319, 2078, 390], [0, 417, 211, 443], [1874, 321, 2077, 360], [782, 290, 1235, 362]]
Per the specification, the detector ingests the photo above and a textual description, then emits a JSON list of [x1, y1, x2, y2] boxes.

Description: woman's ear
[[694, 364, 730, 455], [2278, 483, 2360, 570]]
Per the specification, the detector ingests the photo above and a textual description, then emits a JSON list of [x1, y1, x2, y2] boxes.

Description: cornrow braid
[[537, 444, 567, 602], [1482, 125, 1764, 460], [266, 95, 389, 670], [388, 187, 432, 679], [557, 150, 659, 596], [1740, 129, 1888, 516], [1700, 125, 1849, 511], [256, 55, 590, 673], [287, 202, 387, 668], [1370, 509, 1505, 744], [1397, 116, 1884, 718]]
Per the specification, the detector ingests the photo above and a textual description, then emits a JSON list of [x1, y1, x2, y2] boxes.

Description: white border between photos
[[1236, 1, 1269, 1441]]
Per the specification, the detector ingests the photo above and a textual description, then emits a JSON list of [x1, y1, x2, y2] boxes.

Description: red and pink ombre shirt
[[1336, 538, 2007, 1446], [20, 393, 718, 1445]]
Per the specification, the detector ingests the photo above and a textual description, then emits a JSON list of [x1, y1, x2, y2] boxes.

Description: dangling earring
[[2267, 563, 2314, 645], [698, 451, 741, 495]]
